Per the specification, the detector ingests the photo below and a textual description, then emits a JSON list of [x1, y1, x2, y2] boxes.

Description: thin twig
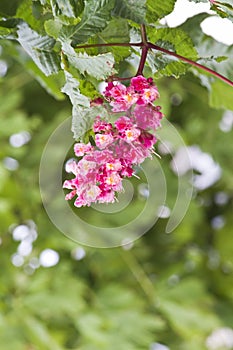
[[148, 42, 233, 87], [75, 42, 142, 50]]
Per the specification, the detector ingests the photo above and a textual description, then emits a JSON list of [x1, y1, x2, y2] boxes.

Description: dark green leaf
[[17, 22, 60, 76], [112, 0, 146, 24], [59, 0, 115, 45]]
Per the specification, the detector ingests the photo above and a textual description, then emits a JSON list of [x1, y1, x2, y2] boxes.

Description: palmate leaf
[[59, 0, 115, 46], [62, 42, 116, 79], [112, 0, 146, 24], [146, 0, 176, 23], [147, 27, 197, 77], [17, 22, 60, 76]]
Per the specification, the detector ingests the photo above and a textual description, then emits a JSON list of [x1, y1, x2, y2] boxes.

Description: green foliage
[[147, 27, 197, 77], [112, 0, 146, 24], [146, 0, 176, 23], [59, 0, 115, 45], [17, 22, 60, 76]]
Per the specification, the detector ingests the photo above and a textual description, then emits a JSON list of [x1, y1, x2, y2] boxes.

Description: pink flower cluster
[[63, 75, 163, 207]]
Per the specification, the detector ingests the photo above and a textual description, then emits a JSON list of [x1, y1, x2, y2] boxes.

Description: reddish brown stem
[[148, 42, 233, 87], [75, 27, 233, 87], [136, 25, 149, 76]]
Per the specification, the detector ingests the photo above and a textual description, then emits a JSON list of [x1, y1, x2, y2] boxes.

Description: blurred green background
[[1, 23, 233, 350]]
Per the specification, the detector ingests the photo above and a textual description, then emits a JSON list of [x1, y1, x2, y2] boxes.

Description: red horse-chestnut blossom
[[63, 75, 164, 207]]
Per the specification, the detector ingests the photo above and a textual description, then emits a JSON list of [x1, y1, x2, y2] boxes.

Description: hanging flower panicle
[[63, 75, 164, 207]]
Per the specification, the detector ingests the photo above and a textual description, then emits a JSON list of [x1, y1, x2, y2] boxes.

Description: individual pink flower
[[136, 87, 159, 105], [131, 75, 150, 92], [115, 116, 133, 131], [105, 159, 122, 172], [74, 142, 93, 157], [123, 127, 141, 142], [65, 159, 79, 175], [97, 189, 115, 204], [139, 132, 157, 149], [93, 116, 112, 132], [78, 159, 97, 175], [134, 104, 163, 131], [95, 133, 114, 149]]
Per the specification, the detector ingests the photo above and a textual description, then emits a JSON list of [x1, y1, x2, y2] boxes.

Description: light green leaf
[[44, 19, 62, 39], [61, 70, 90, 107], [112, 0, 146, 23], [72, 105, 108, 140], [16, 0, 42, 32], [209, 80, 233, 111], [59, 0, 115, 45], [16, 22, 60, 76], [62, 42, 116, 79], [147, 27, 197, 77], [146, 0, 175, 23]]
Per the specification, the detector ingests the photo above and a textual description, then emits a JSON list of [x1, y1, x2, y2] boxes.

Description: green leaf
[[147, 27, 197, 77], [16, 0, 43, 32], [0, 18, 20, 39], [59, 0, 115, 45], [112, 0, 146, 24], [62, 42, 116, 79], [72, 105, 109, 140], [50, 0, 84, 18], [61, 70, 90, 107], [146, 0, 175, 23], [44, 19, 62, 39], [209, 80, 233, 110], [16, 22, 60, 76], [210, 0, 233, 22], [95, 18, 131, 62]]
